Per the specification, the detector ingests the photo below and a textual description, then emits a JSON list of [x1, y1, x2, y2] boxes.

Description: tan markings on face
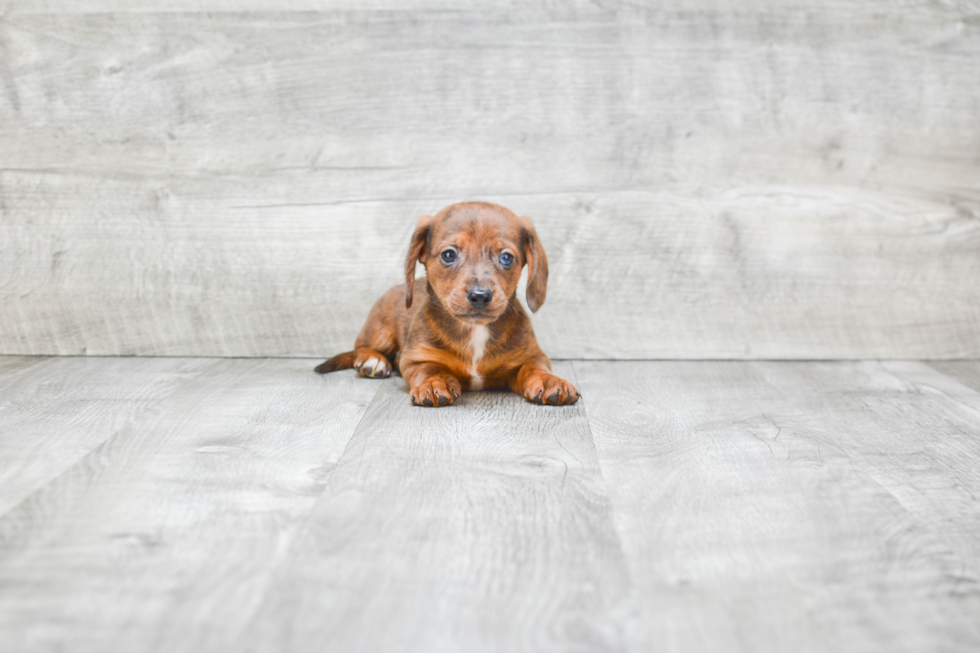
[[424, 205, 525, 324]]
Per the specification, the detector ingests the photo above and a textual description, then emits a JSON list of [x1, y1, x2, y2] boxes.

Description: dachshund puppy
[[314, 201, 580, 407]]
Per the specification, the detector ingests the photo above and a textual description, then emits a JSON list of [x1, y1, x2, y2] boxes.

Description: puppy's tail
[[314, 351, 356, 374]]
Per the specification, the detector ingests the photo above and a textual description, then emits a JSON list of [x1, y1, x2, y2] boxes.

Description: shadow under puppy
[[315, 201, 580, 407]]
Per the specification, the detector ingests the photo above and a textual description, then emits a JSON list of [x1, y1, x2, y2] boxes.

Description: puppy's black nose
[[467, 288, 493, 309]]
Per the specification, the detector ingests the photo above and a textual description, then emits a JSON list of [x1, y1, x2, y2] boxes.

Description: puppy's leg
[[352, 314, 400, 378], [352, 347, 393, 379], [510, 357, 580, 405], [315, 336, 395, 379], [402, 362, 462, 407], [315, 286, 402, 378]]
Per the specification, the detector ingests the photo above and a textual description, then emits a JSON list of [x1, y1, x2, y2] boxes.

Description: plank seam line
[[226, 377, 388, 646], [567, 360, 651, 645], [321, 376, 388, 474], [0, 357, 225, 524], [747, 359, 941, 516], [886, 362, 980, 421]]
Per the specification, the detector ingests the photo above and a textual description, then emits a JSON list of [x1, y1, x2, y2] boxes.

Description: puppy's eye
[[440, 249, 457, 265], [499, 252, 514, 267]]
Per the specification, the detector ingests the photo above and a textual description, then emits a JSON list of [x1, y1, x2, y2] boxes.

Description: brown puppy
[[314, 201, 579, 407]]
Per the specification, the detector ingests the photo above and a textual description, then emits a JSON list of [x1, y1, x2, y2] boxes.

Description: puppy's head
[[404, 202, 549, 324]]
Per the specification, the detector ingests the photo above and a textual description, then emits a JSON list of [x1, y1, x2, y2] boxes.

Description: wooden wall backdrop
[[1, 1, 978, 359]]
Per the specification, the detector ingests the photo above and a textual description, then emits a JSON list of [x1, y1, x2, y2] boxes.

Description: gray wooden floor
[[1, 356, 979, 653]]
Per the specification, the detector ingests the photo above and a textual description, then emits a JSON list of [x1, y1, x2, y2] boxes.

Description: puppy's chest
[[463, 325, 491, 391]]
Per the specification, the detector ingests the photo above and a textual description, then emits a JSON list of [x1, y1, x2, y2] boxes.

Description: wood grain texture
[[927, 361, 980, 395], [3, 357, 980, 651], [241, 362, 646, 653], [0, 357, 378, 653], [0, 355, 214, 516], [6, 0, 980, 12], [574, 360, 980, 653], [0, 355, 48, 376], [755, 361, 980, 583], [1, 5, 978, 358]]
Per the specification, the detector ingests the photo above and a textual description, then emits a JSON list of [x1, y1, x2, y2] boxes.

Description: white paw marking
[[359, 357, 390, 377], [468, 325, 491, 391]]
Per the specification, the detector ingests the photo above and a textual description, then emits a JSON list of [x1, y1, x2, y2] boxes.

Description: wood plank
[[1, 0, 532, 12], [0, 1, 445, 10], [240, 362, 646, 653], [0, 355, 48, 377], [927, 361, 980, 396], [2, 6, 976, 185], [4, 0, 980, 12], [756, 360, 980, 571], [574, 360, 980, 653], [1, 7, 979, 358], [0, 356, 215, 516], [2, 181, 978, 359], [0, 358, 379, 653]]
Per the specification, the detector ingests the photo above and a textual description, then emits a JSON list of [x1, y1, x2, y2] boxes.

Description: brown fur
[[315, 202, 579, 407]]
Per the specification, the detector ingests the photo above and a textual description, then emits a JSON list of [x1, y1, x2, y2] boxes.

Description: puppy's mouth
[[456, 312, 496, 323], [453, 309, 502, 324]]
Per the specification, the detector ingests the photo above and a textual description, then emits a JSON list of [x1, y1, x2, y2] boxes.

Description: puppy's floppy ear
[[404, 215, 432, 308], [520, 217, 549, 313]]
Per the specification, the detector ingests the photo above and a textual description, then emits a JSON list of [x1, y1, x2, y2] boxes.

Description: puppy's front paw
[[523, 373, 580, 406], [410, 375, 462, 407], [354, 351, 392, 379]]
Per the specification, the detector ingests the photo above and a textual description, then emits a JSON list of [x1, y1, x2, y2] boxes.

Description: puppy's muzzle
[[467, 288, 493, 309]]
